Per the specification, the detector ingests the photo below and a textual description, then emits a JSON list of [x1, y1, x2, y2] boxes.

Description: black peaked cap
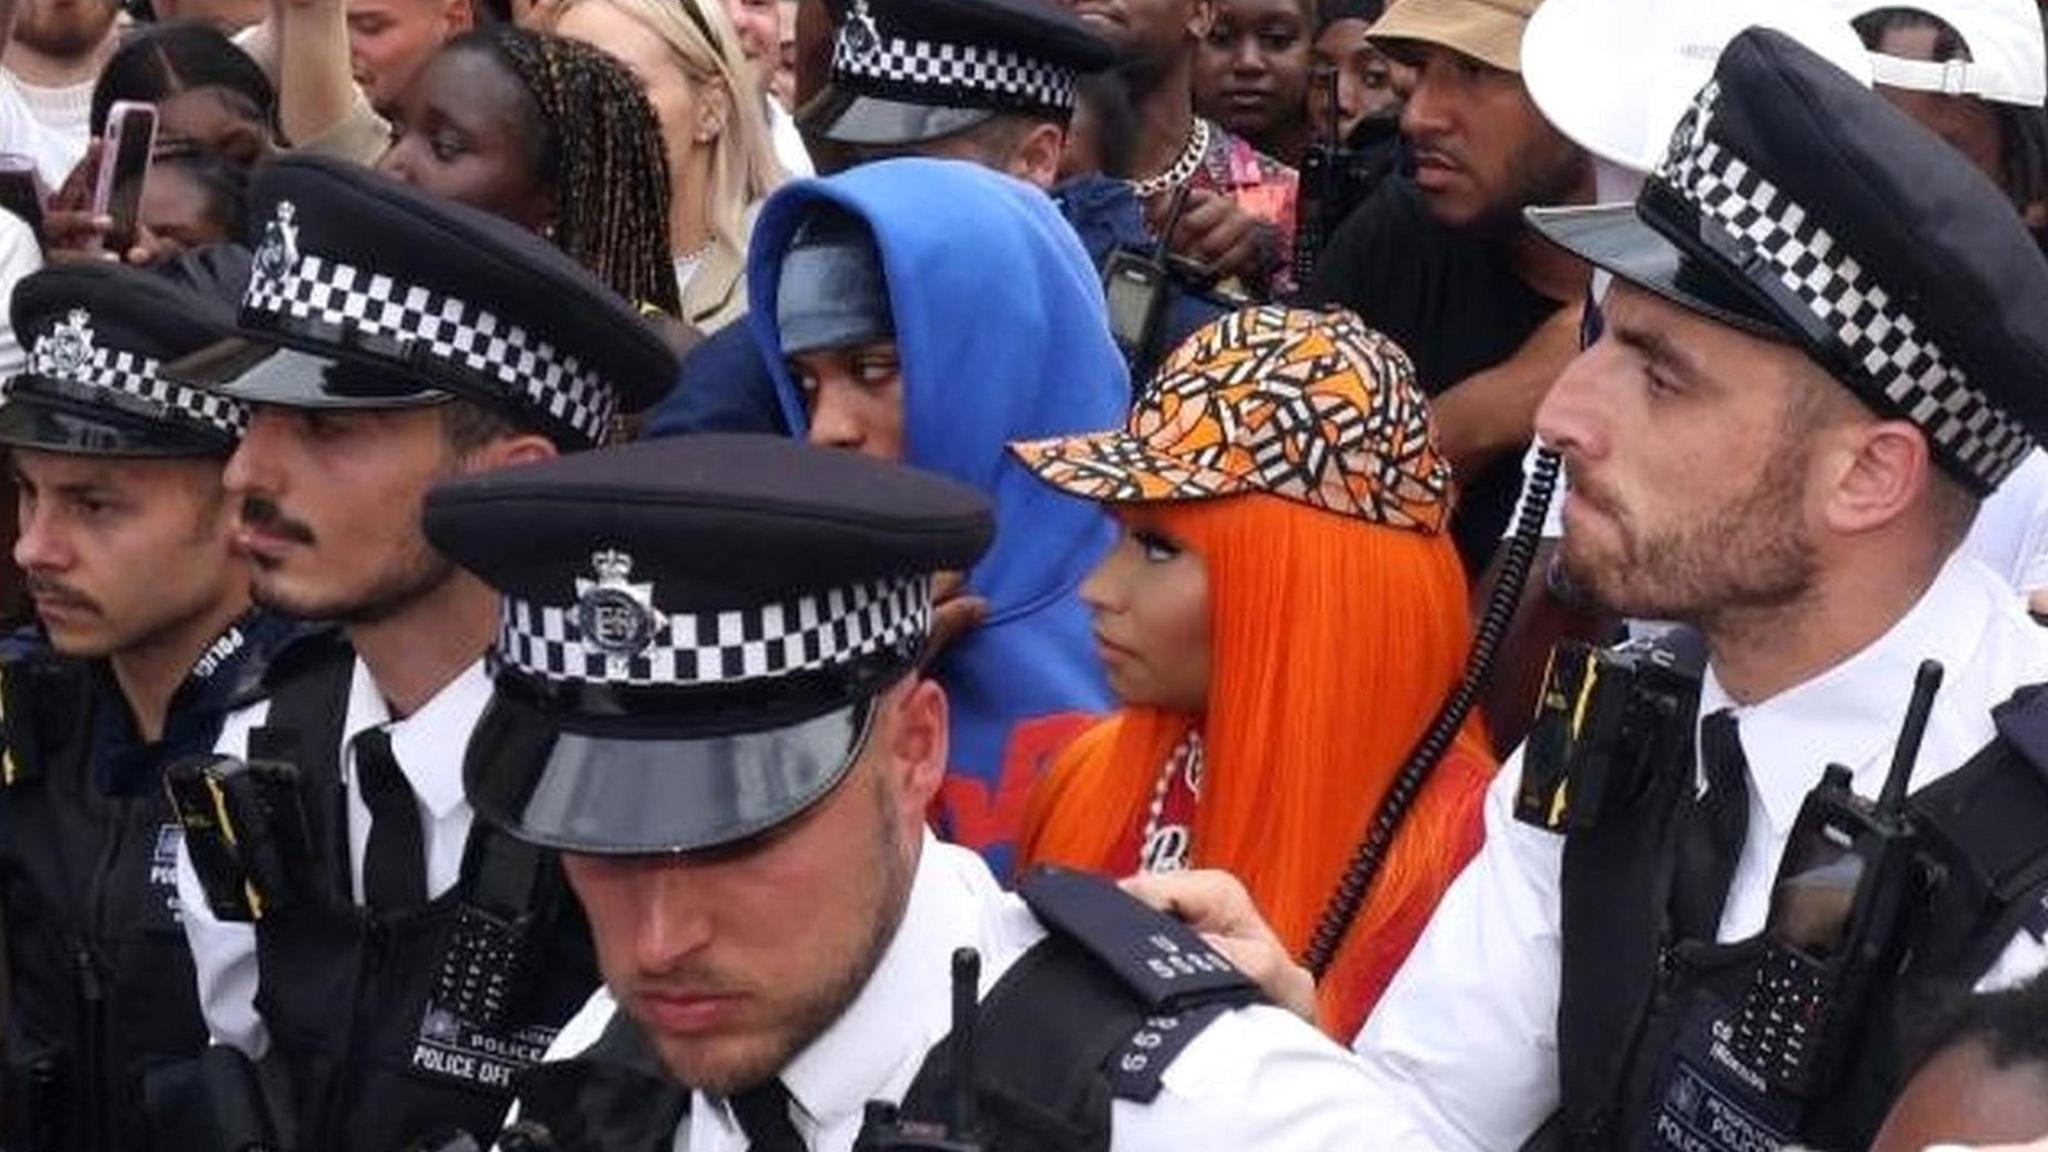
[[0, 258, 247, 457], [424, 434, 995, 856], [169, 154, 678, 450], [801, 0, 1117, 146], [1530, 27, 2048, 494]]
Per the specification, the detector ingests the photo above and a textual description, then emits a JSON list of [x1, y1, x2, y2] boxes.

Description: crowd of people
[[1, 0, 2047, 1148]]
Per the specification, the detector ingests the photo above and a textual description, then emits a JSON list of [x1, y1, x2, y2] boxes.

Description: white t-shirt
[[0, 73, 81, 191], [0, 208, 43, 379]]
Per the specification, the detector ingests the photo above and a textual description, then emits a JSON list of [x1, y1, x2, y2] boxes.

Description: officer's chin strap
[[853, 949, 987, 1152]]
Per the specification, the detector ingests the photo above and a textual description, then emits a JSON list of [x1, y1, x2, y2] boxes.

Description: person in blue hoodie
[[747, 157, 1122, 875], [640, 0, 1229, 440]]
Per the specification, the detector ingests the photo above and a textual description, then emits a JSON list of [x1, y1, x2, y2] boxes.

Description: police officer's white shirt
[[174, 656, 490, 1058], [525, 833, 1390, 1152], [1349, 553, 2048, 1152]]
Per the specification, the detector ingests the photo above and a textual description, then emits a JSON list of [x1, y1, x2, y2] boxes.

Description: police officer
[[1159, 27, 2048, 1152], [165, 155, 677, 1151], [418, 433, 1381, 1151], [0, 253, 303, 1152]]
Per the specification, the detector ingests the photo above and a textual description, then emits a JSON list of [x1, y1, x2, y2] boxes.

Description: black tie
[[354, 728, 427, 913], [731, 1080, 806, 1152], [1671, 709, 1752, 941]]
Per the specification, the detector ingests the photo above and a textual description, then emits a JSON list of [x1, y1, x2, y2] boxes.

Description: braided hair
[[451, 25, 683, 317]]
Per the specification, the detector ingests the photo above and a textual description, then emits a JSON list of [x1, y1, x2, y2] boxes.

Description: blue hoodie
[[747, 159, 1122, 876]]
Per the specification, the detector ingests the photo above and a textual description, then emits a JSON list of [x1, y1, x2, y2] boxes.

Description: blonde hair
[[552, 0, 784, 258]]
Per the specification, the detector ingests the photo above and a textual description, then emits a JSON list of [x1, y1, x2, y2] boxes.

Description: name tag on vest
[[1649, 995, 1801, 1152], [409, 1005, 558, 1092]]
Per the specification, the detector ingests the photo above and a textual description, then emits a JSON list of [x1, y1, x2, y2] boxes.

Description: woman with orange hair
[[1010, 305, 1495, 1041]]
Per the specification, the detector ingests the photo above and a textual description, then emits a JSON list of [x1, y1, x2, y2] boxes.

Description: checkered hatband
[[834, 0, 1076, 115], [1655, 80, 2036, 491], [496, 574, 933, 687], [15, 310, 247, 440], [243, 237, 617, 446]]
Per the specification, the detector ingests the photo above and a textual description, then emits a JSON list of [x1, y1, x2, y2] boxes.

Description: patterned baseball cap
[[1010, 307, 1452, 534]]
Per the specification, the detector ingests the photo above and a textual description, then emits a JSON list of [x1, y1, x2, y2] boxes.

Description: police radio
[[164, 731, 312, 922], [853, 949, 986, 1152], [1516, 636, 1703, 833], [1102, 182, 1197, 381], [1727, 660, 1943, 1097]]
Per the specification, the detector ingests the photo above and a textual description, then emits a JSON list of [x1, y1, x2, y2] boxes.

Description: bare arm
[[271, 0, 364, 150], [1431, 302, 1583, 476]]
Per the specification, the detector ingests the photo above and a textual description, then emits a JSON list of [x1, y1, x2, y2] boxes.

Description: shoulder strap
[[1553, 728, 1696, 1150], [246, 630, 356, 895], [248, 629, 354, 790], [1907, 684, 2048, 977], [892, 868, 1259, 1152]]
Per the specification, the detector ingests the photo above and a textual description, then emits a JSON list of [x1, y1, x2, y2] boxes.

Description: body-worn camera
[[164, 733, 311, 922], [1517, 636, 1703, 833], [1728, 662, 1943, 1096]]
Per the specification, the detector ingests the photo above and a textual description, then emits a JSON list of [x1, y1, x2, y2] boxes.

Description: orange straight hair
[[1019, 492, 1494, 1035]]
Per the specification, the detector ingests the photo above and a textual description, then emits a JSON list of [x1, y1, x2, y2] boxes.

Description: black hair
[[1316, 0, 1384, 34], [89, 20, 275, 137], [442, 25, 683, 318], [1904, 972, 2048, 1081], [1852, 7, 2048, 209]]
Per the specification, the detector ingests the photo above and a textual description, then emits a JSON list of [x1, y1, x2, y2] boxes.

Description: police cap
[[0, 251, 250, 458], [167, 154, 677, 451], [800, 0, 1117, 147], [1530, 28, 2048, 495], [423, 433, 995, 856]]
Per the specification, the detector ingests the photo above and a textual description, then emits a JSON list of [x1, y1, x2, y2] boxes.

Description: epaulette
[[1013, 867, 1261, 1102], [1016, 867, 1255, 1014]]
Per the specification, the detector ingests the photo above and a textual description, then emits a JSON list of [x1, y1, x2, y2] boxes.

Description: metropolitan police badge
[[37, 309, 94, 380], [574, 549, 660, 661], [253, 200, 301, 287], [845, 0, 882, 57]]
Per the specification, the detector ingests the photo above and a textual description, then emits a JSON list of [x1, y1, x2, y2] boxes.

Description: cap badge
[[39, 309, 94, 379], [253, 200, 301, 286], [845, 0, 881, 57], [575, 548, 661, 661]]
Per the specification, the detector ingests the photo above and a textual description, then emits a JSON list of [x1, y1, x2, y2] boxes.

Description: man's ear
[[1008, 121, 1068, 189], [882, 674, 948, 821], [461, 432, 558, 475], [1818, 419, 1930, 538], [446, 0, 478, 35], [1188, 0, 1215, 41]]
